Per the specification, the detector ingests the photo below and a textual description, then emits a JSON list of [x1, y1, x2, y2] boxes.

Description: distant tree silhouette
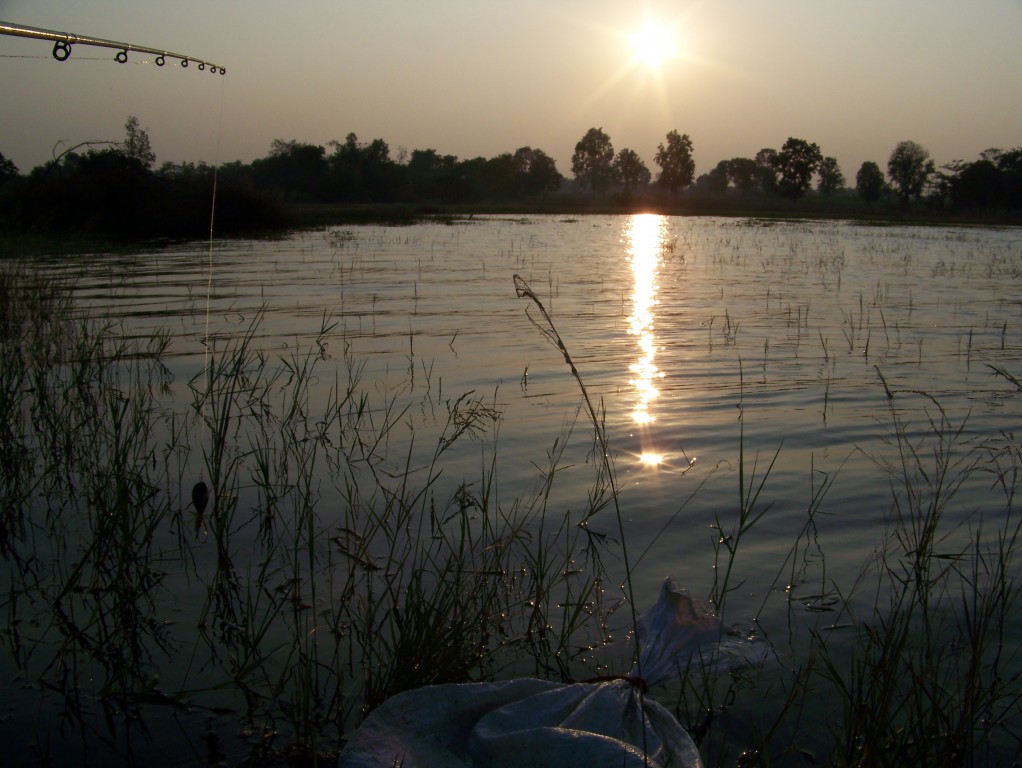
[[773, 138, 822, 201], [12, 119, 1022, 231], [449, 156, 489, 203], [360, 138, 396, 200], [64, 149, 152, 231], [2, 143, 286, 237], [613, 148, 651, 195], [216, 160, 255, 190], [817, 156, 845, 195], [694, 160, 729, 196], [887, 140, 934, 205], [725, 157, 759, 196], [855, 161, 885, 203], [993, 148, 1022, 210], [122, 116, 156, 170], [405, 148, 458, 201], [947, 158, 1002, 211], [481, 152, 520, 200], [513, 147, 562, 198], [329, 133, 370, 201], [941, 147, 1022, 213], [158, 160, 214, 183], [327, 134, 398, 201], [0, 152, 18, 187], [754, 148, 779, 194], [571, 127, 615, 196], [253, 139, 327, 200], [654, 130, 695, 196]]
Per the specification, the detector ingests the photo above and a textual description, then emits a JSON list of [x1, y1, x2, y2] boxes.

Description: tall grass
[[678, 395, 1022, 767], [810, 400, 1022, 766], [0, 264, 617, 763]]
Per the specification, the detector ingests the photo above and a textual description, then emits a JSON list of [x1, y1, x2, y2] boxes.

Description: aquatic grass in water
[[2, 217, 1022, 766], [808, 401, 1022, 766], [0, 267, 181, 755], [655, 398, 1022, 767], [0, 264, 619, 763]]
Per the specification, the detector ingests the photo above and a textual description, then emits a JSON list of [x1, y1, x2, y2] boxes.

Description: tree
[[654, 130, 695, 196], [855, 161, 885, 203], [571, 127, 615, 196], [446, 156, 487, 203], [817, 157, 845, 195], [992, 147, 1022, 210], [0, 152, 18, 183], [694, 161, 728, 195], [328, 133, 369, 200], [481, 153, 520, 200], [887, 140, 934, 204], [513, 147, 562, 198], [937, 146, 1022, 213], [405, 148, 458, 201], [725, 157, 759, 196], [253, 139, 327, 200], [773, 137, 822, 201], [360, 138, 396, 200], [754, 148, 778, 194], [122, 115, 155, 169], [948, 159, 1002, 211], [473, 148, 562, 201], [613, 148, 651, 194]]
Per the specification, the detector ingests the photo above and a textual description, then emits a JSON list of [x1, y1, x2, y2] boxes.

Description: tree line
[[571, 128, 1022, 213], [1, 117, 1020, 238]]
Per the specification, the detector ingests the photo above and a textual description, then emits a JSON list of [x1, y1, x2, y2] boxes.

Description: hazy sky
[[2, 0, 1021, 182]]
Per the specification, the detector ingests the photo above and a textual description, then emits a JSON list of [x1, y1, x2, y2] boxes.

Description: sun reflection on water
[[639, 452, 664, 466], [626, 214, 667, 461]]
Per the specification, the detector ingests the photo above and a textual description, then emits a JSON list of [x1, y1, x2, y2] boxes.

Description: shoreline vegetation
[[2, 120, 1021, 244], [2, 197, 1019, 258]]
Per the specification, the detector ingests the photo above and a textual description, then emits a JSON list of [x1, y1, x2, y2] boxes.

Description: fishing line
[[194, 68, 227, 524]]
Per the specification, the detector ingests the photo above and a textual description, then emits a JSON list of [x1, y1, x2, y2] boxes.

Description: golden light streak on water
[[626, 213, 666, 428]]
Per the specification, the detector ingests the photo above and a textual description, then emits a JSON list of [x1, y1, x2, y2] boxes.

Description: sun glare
[[640, 452, 664, 467], [630, 22, 677, 69]]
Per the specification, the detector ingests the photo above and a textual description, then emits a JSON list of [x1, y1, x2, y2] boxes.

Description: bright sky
[[2, 0, 1021, 181]]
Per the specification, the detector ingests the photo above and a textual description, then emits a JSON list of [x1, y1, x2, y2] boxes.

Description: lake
[[2, 214, 1021, 765]]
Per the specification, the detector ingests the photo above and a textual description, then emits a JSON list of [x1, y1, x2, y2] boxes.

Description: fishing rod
[[3, 21, 225, 522], [0, 20, 226, 74]]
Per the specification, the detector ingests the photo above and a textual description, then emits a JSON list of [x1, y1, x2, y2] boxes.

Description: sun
[[630, 22, 678, 69]]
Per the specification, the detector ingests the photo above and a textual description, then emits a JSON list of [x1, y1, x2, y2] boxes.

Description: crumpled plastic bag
[[339, 578, 724, 768]]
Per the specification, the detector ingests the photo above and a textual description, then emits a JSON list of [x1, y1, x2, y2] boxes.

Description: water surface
[[6, 214, 1022, 763]]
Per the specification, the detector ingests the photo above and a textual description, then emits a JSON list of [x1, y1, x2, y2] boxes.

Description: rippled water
[[9, 214, 1022, 762], [50, 215, 1022, 590]]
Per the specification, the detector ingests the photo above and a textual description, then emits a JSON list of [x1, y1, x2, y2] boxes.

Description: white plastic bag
[[339, 579, 718, 768]]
